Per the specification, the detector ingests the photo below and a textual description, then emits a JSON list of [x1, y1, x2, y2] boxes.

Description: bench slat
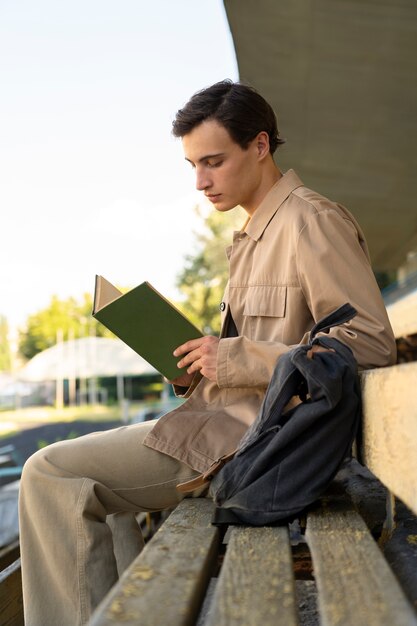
[[0, 558, 24, 626], [0, 540, 20, 571], [89, 498, 219, 626], [306, 495, 417, 626], [360, 361, 417, 516], [205, 525, 298, 626]]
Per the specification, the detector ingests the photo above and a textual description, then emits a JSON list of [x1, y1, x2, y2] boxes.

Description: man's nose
[[196, 168, 211, 191]]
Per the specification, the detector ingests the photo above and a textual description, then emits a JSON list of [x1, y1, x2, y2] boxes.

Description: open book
[[92, 275, 203, 380]]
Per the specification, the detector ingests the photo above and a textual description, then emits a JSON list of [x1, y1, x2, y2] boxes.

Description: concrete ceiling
[[223, 0, 417, 275]]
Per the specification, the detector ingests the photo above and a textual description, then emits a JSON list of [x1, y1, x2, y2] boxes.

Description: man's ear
[[255, 131, 270, 160]]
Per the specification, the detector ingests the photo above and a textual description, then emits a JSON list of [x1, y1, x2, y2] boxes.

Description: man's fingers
[[172, 336, 219, 381], [173, 337, 205, 358], [174, 336, 217, 363], [176, 347, 201, 369]]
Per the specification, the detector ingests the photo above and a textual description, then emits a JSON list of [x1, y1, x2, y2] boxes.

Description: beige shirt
[[144, 169, 396, 473]]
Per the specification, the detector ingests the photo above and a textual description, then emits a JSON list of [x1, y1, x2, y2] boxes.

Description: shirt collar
[[243, 169, 304, 241]]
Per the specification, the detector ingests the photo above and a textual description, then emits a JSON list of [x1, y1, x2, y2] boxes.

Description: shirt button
[[220, 302, 226, 312]]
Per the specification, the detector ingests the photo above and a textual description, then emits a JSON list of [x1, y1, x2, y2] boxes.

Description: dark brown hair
[[172, 79, 285, 154]]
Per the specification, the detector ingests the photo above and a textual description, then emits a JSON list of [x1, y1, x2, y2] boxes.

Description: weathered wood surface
[[205, 525, 298, 626], [360, 361, 417, 515], [0, 539, 20, 572], [306, 495, 417, 626], [89, 498, 219, 626], [0, 558, 24, 626]]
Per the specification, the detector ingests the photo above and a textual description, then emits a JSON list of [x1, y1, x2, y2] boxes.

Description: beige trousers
[[18, 420, 201, 626]]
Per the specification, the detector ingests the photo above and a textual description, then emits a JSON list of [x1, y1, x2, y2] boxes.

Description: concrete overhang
[[223, 0, 417, 275]]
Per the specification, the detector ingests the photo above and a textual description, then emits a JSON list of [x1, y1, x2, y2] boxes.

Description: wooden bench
[[2, 362, 416, 625], [0, 539, 22, 626], [0, 512, 155, 626], [89, 361, 417, 626]]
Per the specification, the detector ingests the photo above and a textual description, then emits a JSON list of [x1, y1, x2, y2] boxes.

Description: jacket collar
[[243, 169, 304, 241]]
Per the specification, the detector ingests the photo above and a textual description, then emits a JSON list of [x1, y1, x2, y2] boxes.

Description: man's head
[[173, 80, 285, 215], [172, 79, 285, 155]]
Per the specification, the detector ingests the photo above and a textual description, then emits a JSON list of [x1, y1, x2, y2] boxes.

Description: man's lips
[[206, 193, 222, 202]]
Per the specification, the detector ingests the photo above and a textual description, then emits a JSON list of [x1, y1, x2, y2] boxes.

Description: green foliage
[[18, 293, 114, 361], [175, 205, 246, 334], [37, 430, 79, 450], [0, 316, 11, 371]]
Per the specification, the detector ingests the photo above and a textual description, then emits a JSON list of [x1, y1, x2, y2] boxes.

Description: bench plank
[[360, 361, 417, 516], [0, 558, 24, 626], [306, 494, 417, 626], [89, 498, 219, 626], [205, 525, 298, 626], [0, 540, 20, 571]]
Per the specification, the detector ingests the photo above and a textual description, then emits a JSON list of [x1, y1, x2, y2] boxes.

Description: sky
[[0, 0, 239, 337]]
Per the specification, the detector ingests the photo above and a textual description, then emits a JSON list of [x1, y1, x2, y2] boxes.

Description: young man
[[19, 80, 396, 625]]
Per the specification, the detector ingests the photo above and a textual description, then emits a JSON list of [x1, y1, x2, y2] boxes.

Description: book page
[[94, 275, 123, 313]]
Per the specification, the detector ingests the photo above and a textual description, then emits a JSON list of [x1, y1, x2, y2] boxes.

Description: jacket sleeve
[[216, 209, 396, 389], [296, 209, 396, 369]]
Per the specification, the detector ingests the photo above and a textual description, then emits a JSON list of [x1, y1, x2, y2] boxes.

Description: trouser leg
[[106, 511, 145, 576], [18, 420, 199, 626]]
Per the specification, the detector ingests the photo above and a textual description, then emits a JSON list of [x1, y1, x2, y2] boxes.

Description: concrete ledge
[[360, 361, 417, 515], [386, 291, 417, 338]]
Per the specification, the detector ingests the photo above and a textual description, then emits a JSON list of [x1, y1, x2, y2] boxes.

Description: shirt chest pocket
[[242, 285, 287, 341], [243, 285, 287, 317]]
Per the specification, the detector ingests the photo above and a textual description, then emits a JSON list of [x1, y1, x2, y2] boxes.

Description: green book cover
[[92, 275, 203, 380]]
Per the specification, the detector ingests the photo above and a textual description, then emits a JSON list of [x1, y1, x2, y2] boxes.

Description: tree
[[0, 315, 11, 371], [175, 204, 246, 334], [18, 293, 114, 361]]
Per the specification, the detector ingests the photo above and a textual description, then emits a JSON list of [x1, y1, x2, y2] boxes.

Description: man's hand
[[170, 336, 220, 384]]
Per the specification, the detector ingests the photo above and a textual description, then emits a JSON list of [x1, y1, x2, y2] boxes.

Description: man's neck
[[244, 162, 282, 217]]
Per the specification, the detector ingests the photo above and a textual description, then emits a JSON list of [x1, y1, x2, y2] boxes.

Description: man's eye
[[207, 160, 223, 168]]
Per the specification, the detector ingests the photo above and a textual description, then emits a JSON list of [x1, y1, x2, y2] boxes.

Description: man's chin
[[215, 205, 235, 213], [213, 200, 238, 212]]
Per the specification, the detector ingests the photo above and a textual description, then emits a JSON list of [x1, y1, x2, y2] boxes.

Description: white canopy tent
[[19, 337, 158, 381], [17, 337, 159, 409]]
